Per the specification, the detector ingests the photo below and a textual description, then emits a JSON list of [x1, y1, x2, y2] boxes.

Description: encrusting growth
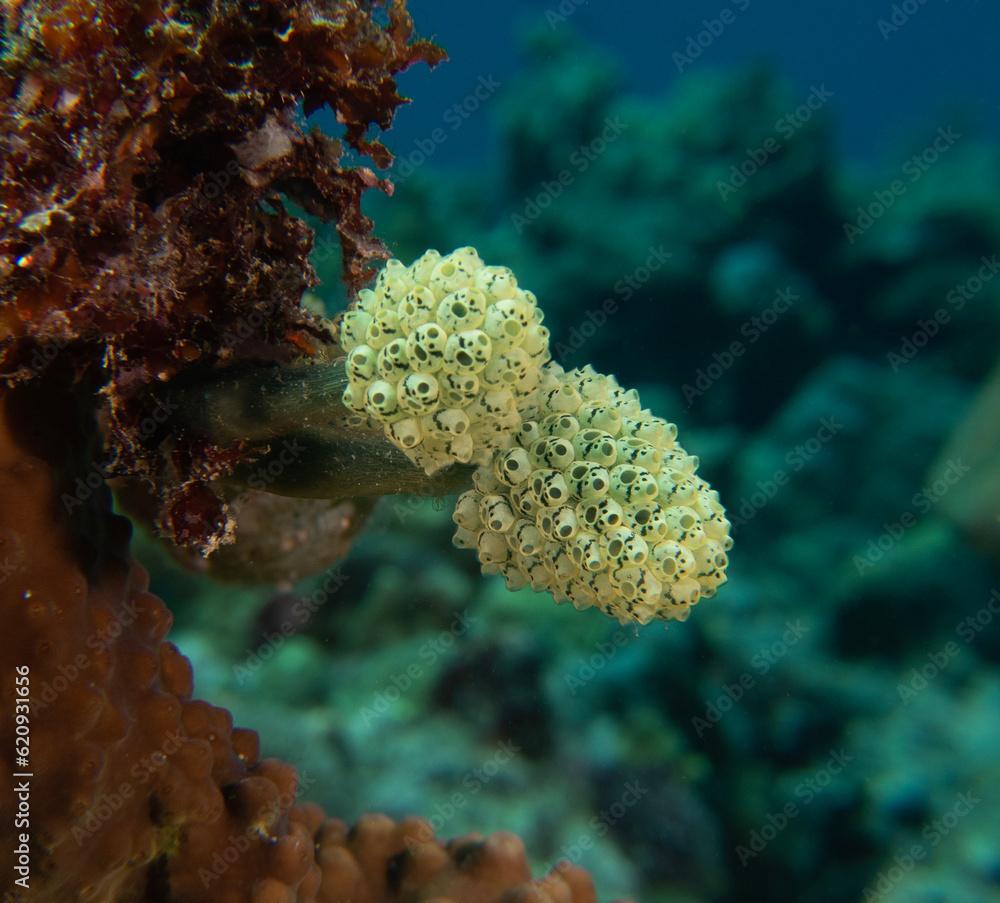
[[338, 249, 733, 625], [0, 0, 446, 556]]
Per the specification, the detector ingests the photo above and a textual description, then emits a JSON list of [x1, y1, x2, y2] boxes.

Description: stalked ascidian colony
[[338, 247, 732, 625]]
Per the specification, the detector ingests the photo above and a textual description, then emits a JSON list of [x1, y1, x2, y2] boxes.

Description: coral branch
[[145, 355, 475, 498]]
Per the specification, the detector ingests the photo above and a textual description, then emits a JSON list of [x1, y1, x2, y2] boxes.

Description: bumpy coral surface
[[0, 390, 604, 902], [453, 366, 732, 624], [338, 247, 551, 474]]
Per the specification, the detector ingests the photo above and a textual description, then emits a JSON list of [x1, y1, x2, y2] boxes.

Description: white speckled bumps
[[338, 248, 732, 625], [339, 247, 550, 475], [453, 365, 732, 625]]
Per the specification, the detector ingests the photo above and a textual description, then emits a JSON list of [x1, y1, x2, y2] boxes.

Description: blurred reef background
[[138, 3, 1000, 902]]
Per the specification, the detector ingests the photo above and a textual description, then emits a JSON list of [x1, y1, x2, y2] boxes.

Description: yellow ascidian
[[338, 247, 551, 475], [453, 364, 732, 625], [340, 247, 731, 625]]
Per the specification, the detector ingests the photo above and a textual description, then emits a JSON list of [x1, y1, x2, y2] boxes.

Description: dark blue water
[[390, 0, 999, 171]]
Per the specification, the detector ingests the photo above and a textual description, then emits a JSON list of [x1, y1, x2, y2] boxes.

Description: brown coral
[[0, 385, 603, 901], [0, 4, 615, 899], [0, 0, 445, 554]]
